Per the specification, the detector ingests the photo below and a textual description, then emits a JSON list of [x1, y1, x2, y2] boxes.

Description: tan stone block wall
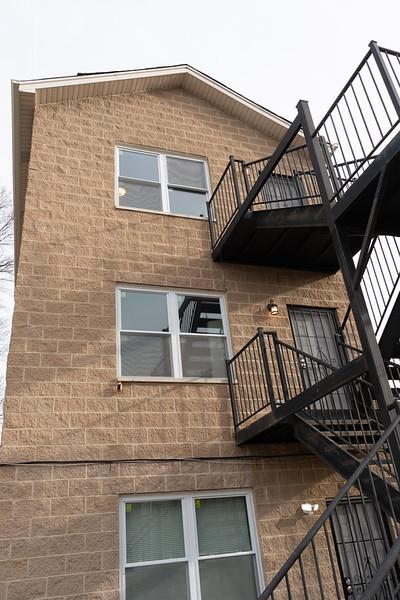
[[0, 455, 343, 599], [0, 87, 349, 597]]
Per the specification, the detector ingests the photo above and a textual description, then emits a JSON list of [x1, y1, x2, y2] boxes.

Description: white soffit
[[16, 64, 291, 138]]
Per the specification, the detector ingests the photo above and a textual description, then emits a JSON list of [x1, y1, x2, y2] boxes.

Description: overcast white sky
[[0, 0, 399, 401], [1, 0, 400, 189]]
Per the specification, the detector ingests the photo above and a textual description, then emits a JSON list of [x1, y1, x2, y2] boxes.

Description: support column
[[297, 99, 400, 473]]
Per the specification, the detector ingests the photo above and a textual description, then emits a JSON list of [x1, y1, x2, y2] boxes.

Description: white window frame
[[115, 146, 211, 220], [119, 489, 264, 600], [116, 285, 231, 382]]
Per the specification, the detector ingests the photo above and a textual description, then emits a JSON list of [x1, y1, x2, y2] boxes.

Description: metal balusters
[[257, 416, 400, 600], [312, 44, 400, 203], [207, 158, 246, 248]]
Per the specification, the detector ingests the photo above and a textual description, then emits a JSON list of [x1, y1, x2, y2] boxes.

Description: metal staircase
[[207, 41, 400, 599]]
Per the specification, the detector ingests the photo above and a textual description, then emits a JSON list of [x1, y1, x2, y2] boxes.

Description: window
[[117, 287, 229, 379], [120, 491, 263, 600], [117, 148, 210, 218], [262, 173, 303, 209]]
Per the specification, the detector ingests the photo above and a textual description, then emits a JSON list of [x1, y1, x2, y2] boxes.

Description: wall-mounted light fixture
[[301, 503, 319, 515], [267, 299, 279, 315]]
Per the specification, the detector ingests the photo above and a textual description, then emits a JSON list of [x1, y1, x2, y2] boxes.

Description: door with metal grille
[[330, 499, 396, 598], [288, 306, 348, 411]]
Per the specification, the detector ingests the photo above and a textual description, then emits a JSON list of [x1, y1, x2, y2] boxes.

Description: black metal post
[[352, 167, 386, 290], [257, 328, 276, 409], [369, 40, 400, 118], [229, 155, 242, 209], [241, 160, 251, 195], [206, 198, 215, 248], [271, 331, 289, 403], [226, 359, 239, 438]]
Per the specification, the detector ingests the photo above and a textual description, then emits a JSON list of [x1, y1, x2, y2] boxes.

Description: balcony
[[207, 146, 338, 272], [207, 42, 400, 277]]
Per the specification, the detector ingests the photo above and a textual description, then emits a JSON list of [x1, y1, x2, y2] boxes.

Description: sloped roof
[[12, 64, 293, 272]]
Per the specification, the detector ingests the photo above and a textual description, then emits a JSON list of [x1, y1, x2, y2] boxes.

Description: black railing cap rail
[[259, 328, 339, 371], [226, 330, 261, 365], [242, 143, 309, 169]]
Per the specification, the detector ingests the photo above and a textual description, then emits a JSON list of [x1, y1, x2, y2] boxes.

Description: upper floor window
[[117, 287, 230, 380], [116, 148, 210, 218]]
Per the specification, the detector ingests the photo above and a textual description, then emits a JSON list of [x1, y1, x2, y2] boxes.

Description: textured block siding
[[0, 87, 348, 597], [0, 457, 343, 600]]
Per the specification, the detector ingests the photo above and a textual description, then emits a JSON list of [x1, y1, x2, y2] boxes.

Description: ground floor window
[[120, 490, 263, 600]]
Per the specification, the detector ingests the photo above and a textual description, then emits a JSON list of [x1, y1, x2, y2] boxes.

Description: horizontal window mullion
[[119, 175, 160, 186], [167, 183, 208, 193], [197, 550, 256, 561], [179, 333, 226, 338], [125, 557, 188, 569], [120, 329, 171, 335]]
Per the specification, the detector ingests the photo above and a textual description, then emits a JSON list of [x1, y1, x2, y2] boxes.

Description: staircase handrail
[[257, 414, 400, 600]]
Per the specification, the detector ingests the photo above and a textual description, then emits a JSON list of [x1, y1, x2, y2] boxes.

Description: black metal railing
[[207, 42, 400, 255], [339, 306, 363, 360], [227, 329, 338, 430], [207, 156, 248, 248], [258, 415, 400, 600], [228, 328, 400, 452], [244, 155, 270, 189], [340, 238, 400, 358], [248, 144, 322, 211], [359, 236, 400, 337], [312, 42, 400, 203], [303, 373, 400, 485], [207, 143, 322, 250]]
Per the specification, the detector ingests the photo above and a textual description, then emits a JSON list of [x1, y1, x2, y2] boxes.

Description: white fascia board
[[15, 65, 190, 91], [14, 65, 291, 130]]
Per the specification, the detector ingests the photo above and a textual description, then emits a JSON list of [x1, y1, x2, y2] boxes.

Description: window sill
[[118, 376, 228, 384], [115, 205, 209, 221]]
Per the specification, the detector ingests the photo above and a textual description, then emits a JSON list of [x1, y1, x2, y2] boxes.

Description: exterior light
[[267, 299, 279, 315], [301, 503, 319, 515], [118, 186, 127, 197]]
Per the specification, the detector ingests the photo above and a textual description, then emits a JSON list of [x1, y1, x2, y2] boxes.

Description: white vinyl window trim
[[115, 146, 211, 219], [119, 490, 264, 600], [116, 285, 231, 381]]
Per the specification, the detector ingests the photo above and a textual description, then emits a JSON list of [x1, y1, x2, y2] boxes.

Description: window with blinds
[[117, 148, 209, 218], [121, 492, 262, 600]]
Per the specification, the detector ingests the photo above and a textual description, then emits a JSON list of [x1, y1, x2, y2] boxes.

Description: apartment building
[[1, 41, 400, 600]]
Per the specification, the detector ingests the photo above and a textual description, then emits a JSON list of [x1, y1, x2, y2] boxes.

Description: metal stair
[[208, 40, 400, 599]]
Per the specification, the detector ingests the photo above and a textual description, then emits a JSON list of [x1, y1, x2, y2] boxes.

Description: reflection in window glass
[[118, 179, 162, 211], [126, 563, 189, 600], [120, 333, 172, 377], [178, 296, 224, 334], [167, 156, 207, 189], [180, 336, 227, 378], [168, 188, 207, 217], [121, 291, 169, 332], [119, 150, 159, 182], [199, 555, 258, 600]]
